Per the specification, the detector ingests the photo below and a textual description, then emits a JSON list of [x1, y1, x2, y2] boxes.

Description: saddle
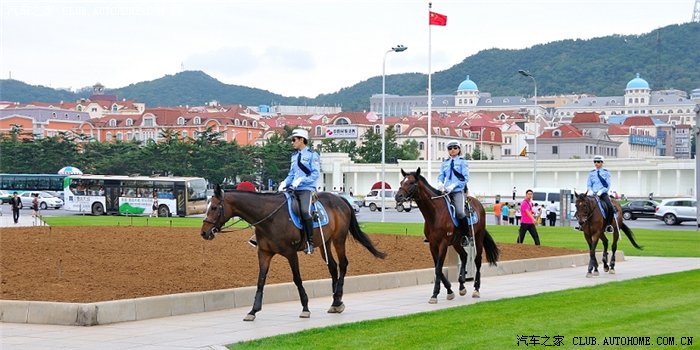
[[284, 192, 329, 229], [593, 196, 616, 220], [443, 196, 478, 226]]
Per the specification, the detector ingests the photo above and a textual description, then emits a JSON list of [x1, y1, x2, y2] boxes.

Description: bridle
[[575, 196, 594, 227], [201, 192, 289, 239], [397, 175, 448, 204]]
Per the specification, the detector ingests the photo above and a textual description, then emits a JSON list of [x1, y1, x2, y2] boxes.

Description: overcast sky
[[0, 0, 693, 98]]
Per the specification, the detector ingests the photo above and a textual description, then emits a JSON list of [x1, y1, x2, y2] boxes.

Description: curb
[[0, 251, 623, 326]]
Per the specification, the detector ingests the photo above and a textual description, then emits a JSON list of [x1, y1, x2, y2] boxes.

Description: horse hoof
[[327, 303, 345, 313], [428, 297, 438, 304], [609, 269, 616, 274], [593, 271, 600, 276], [459, 288, 467, 296], [299, 311, 311, 318], [243, 314, 256, 322], [472, 291, 480, 298], [447, 292, 455, 300], [586, 272, 593, 278], [604, 267, 610, 272]]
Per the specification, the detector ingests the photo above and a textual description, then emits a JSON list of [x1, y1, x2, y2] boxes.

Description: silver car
[[654, 198, 697, 225], [19, 191, 64, 210]]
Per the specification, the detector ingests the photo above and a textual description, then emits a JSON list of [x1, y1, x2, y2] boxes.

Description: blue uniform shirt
[[437, 156, 469, 192], [283, 147, 320, 191], [587, 168, 611, 193]]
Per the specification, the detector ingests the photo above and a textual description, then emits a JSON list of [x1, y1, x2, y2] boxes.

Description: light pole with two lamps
[[518, 69, 538, 188], [381, 45, 407, 222]]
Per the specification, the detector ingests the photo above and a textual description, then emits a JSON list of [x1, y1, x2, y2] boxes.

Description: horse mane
[[411, 172, 442, 197]]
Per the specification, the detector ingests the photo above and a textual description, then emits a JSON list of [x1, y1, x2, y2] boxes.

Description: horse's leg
[[429, 241, 453, 303], [286, 252, 311, 318], [587, 237, 600, 278], [328, 238, 348, 313], [472, 229, 484, 298], [244, 250, 274, 321], [600, 233, 610, 273], [453, 243, 468, 296], [609, 230, 619, 274]]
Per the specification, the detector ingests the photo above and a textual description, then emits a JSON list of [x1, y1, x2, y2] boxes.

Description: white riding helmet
[[289, 128, 309, 141], [446, 140, 461, 149], [593, 155, 605, 162]]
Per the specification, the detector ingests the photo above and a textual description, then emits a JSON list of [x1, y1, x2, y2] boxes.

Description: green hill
[[1, 22, 697, 111]]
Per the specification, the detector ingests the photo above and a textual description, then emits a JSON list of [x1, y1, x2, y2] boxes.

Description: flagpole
[[427, 2, 433, 182]]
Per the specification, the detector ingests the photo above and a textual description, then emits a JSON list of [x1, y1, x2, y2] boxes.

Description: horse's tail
[[620, 222, 643, 250], [482, 229, 500, 266], [348, 208, 387, 259]]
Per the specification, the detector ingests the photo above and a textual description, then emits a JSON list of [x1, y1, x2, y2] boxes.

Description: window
[[194, 117, 201, 125], [553, 130, 561, 137], [374, 125, 381, 134], [182, 131, 188, 138], [116, 132, 123, 140], [395, 124, 402, 134], [106, 132, 112, 141], [177, 117, 185, 125], [316, 126, 322, 136], [252, 121, 258, 127], [419, 142, 424, 150], [242, 120, 248, 126], [91, 107, 97, 112], [143, 118, 154, 127], [52, 112, 57, 118], [77, 106, 82, 111], [504, 148, 511, 155], [552, 145, 558, 154], [109, 119, 117, 127], [335, 118, 350, 125], [112, 104, 118, 112], [126, 118, 133, 126]]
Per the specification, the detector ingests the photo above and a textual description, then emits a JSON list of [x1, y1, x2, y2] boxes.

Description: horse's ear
[[214, 184, 223, 200], [401, 168, 407, 177], [574, 190, 578, 196], [416, 167, 421, 176]]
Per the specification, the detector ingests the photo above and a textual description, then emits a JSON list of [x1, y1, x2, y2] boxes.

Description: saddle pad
[[285, 192, 329, 229], [443, 197, 478, 226], [593, 196, 608, 219]]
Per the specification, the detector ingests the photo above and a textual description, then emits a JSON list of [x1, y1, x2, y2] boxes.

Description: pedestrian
[[517, 189, 541, 245], [512, 186, 516, 201], [515, 202, 521, 225], [540, 204, 547, 227], [493, 200, 502, 225], [150, 192, 159, 217], [547, 200, 558, 226], [10, 192, 21, 224], [586, 155, 614, 232], [278, 128, 321, 254], [508, 203, 516, 225], [31, 193, 40, 218], [534, 204, 541, 225], [437, 140, 471, 246], [501, 202, 509, 226]]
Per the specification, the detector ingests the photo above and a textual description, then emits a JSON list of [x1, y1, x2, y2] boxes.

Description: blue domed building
[[455, 75, 479, 108]]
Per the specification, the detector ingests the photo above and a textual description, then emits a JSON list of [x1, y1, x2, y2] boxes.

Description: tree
[[472, 146, 483, 161], [356, 128, 381, 163]]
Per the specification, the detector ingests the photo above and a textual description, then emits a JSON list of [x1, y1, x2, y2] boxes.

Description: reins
[[207, 194, 288, 234]]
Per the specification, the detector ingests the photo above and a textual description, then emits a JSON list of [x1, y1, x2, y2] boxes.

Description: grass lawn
[[228, 270, 700, 349]]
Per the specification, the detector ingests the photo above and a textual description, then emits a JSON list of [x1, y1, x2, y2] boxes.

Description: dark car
[[621, 200, 657, 220]]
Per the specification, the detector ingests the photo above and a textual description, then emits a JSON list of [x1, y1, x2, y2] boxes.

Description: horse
[[200, 184, 386, 321], [395, 168, 499, 303], [574, 191, 642, 277]]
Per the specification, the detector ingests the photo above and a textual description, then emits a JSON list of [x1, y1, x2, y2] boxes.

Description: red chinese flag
[[429, 11, 447, 26]]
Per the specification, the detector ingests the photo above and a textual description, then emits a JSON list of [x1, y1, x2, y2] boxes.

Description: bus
[[63, 174, 208, 217], [0, 173, 66, 194]]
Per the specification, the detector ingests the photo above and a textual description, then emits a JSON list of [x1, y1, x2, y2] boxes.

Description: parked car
[[655, 198, 697, 225], [45, 190, 65, 202], [18, 191, 64, 210], [0, 190, 12, 204], [334, 193, 360, 213], [621, 200, 657, 220]]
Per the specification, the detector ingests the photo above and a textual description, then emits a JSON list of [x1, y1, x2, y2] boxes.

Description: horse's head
[[396, 168, 422, 203], [201, 184, 227, 240], [574, 190, 594, 226]]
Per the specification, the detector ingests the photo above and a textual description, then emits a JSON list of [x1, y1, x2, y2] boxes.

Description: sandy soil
[[0, 226, 582, 303]]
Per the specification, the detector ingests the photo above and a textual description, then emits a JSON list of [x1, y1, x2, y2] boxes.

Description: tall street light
[[480, 127, 485, 160], [519, 69, 538, 188], [381, 44, 407, 222]]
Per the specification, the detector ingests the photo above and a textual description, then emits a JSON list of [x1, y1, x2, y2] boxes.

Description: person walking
[[517, 189, 541, 245], [437, 140, 471, 246], [278, 129, 321, 255], [150, 192, 159, 217], [31, 193, 40, 218], [515, 202, 521, 225], [493, 200, 502, 225], [508, 203, 516, 225], [10, 192, 21, 224], [501, 202, 509, 226], [587, 155, 614, 232], [547, 200, 558, 226]]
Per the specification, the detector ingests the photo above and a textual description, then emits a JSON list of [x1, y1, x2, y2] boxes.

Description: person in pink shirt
[[517, 189, 541, 245]]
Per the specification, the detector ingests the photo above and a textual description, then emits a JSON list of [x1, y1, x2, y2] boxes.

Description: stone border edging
[[0, 251, 623, 326]]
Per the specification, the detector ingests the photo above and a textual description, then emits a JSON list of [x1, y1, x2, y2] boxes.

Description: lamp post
[[480, 127, 485, 160], [519, 69, 538, 188], [381, 44, 407, 222]]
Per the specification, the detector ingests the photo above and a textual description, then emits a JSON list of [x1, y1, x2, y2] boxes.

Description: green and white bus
[[63, 175, 208, 216]]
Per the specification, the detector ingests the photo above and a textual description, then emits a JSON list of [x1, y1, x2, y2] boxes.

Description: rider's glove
[[596, 190, 603, 197], [445, 184, 456, 193], [437, 182, 446, 192], [277, 183, 287, 192], [291, 177, 302, 189]]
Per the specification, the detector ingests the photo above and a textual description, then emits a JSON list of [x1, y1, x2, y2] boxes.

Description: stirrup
[[461, 235, 473, 247], [574, 226, 582, 231], [304, 242, 314, 255], [605, 225, 614, 233], [248, 239, 257, 247]]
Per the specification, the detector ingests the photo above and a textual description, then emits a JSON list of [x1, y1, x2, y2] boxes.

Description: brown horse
[[200, 184, 386, 321], [395, 168, 499, 303], [574, 192, 642, 277]]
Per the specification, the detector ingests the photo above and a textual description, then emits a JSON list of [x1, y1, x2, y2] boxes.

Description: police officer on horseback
[[587, 155, 615, 233], [437, 140, 472, 247], [278, 129, 320, 255]]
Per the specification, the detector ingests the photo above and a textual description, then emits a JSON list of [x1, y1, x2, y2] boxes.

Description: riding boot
[[605, 203, 614, 233], [302, 218, 314, 255], [460, 217, 473, 247]]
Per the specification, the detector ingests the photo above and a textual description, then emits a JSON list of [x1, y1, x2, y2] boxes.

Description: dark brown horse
[[395, 168, 499, 303], [574, 192, 642, 277], [200, 184, 386, 321]]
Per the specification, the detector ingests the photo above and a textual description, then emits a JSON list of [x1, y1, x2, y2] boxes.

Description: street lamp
[[381, 44, 407, 222], [519, 69, 538, 188], [480, 127, 485, 160]]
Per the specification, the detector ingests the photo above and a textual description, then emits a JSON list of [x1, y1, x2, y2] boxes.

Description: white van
[[363, 189, 414, 212], [530, 187, 575, 219]]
